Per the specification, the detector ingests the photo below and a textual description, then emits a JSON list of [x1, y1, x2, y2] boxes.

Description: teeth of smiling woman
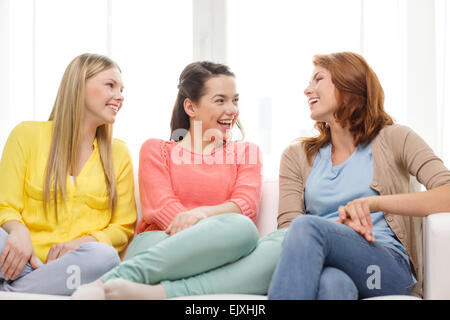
[[309, 98, 319, 105], [108, 105, 119, 112], [218, 120, 232, 125]]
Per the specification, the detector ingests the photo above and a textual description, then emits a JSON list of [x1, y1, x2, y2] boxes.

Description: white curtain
[[0, 0, 448, 177], [227, 0, 449, 177], [436, 0, 450, 168], [0, 0, 193, 164]]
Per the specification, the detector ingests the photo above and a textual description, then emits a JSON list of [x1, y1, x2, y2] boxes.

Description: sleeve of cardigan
[[138, 139, 188, 230], [392, 125, 450, 190], [229, 142, 263, 222], [89, 141, 137, 253], [0, 122, 28, 227], [277, 142, 306, 229]]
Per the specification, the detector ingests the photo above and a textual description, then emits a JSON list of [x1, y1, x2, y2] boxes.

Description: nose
[[225, 101, 238, 115], [303, 82, 313, 96], [304, 84, 313, 96], [115, 90, 124, 102]]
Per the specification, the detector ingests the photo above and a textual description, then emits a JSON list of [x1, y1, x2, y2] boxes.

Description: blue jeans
[[268, 215, 416, 300], [0, 228, 120, 295]]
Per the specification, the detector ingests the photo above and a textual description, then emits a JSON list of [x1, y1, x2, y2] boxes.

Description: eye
[[215, 98, 224, 103], [233, 97, 239, 103], [316, 78, 323, 82], [106, 83, 114, 88]]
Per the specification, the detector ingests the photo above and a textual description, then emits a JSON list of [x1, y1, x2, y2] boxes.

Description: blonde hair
[[44, 53, 119, 217]]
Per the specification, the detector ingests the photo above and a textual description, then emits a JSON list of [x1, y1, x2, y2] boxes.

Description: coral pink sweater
[[137, 139, 263, 234]]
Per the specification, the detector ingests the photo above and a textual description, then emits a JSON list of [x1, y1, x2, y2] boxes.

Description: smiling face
[[84, 67, 124, 127], [304, 66, 339, 123], [187, 75, 239, 140]]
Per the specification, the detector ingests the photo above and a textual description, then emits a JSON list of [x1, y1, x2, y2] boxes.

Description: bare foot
[[71, 280, 106, 300], [104, 278, 167, 300]]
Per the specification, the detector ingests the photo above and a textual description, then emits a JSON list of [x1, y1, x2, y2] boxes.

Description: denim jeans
[[268, 215, 416, 300], [0, 228, 120, 295]]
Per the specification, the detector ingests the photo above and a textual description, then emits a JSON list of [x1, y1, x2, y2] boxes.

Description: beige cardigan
[[278, 124, 450, 298]]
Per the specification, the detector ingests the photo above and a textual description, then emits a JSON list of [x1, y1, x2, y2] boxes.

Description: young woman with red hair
[[268, 52, 450, 299]]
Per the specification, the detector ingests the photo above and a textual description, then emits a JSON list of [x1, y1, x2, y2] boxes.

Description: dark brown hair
[[170, 61, 243, 141], [302, 52, 394, 164]]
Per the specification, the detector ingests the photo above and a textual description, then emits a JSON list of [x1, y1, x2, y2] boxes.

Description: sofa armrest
[[424, 212, 450, 299]]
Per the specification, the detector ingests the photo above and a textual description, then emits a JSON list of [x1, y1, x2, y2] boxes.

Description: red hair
[[302, 52, 394, 164]]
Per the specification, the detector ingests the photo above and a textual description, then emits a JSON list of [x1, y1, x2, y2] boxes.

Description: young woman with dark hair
[[72, 61, 263, 300]]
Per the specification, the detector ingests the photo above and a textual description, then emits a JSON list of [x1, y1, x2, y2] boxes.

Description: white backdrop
[[0, 0, 449, 178]]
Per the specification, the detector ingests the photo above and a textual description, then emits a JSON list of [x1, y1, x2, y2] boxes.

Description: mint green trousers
[[100, 213, 287, 298]]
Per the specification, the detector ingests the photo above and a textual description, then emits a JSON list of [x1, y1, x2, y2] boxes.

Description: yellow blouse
[[0, 121, 137, 262]]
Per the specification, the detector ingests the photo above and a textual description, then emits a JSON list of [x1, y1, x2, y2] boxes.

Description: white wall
[[406, 0, 438, 153], [0, 0, 449, 176]]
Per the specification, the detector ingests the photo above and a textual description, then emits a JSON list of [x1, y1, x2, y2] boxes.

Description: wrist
[[193, 207, 210, 219], [367, 196, 379, 212], [3, 221, 28, 234], [77, 235, 97, 245]]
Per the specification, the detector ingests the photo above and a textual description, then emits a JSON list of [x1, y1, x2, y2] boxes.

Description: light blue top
[[304, 142, 410, 263]]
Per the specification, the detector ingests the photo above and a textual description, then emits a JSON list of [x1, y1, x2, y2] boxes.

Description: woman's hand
[[335, 197, 376, 243], [45, 236, 97, 263], [0, 222, 40, 281], [165, 207, 209, 236]]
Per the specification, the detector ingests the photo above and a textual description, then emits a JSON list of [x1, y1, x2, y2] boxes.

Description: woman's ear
[[183, 98, 196, 119]]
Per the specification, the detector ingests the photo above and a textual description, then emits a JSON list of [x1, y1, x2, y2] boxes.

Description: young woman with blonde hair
[[268, 52, 450, 299], [0, 53, 137, 295]]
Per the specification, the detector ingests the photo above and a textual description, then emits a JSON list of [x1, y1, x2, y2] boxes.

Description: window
[[0, 0, 193, 163], [1, 0, 448, 176]]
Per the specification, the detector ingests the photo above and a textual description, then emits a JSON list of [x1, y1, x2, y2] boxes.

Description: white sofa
[[424, 212, 450, 299], [0, 178, 449, 300], [173, 179, 450, 300]]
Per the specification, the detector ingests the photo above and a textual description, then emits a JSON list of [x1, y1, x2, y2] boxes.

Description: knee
[[205, 214, 258, 257], [290, 214, 322, 232], [78, 242, 121, 276], [222, 213, 259, 247], [286, 215, 323, 241], [228, 213, 258, 234], [318, 267, 358, 300]]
